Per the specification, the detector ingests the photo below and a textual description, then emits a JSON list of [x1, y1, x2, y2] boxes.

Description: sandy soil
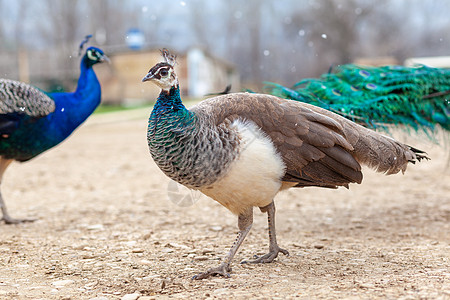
[[0, 108, 449, 300]]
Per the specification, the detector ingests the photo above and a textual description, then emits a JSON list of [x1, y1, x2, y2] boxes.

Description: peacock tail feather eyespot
[[332, 89, 341, 96], [359, 70, 370, 78], [365, 83, 377, 90]]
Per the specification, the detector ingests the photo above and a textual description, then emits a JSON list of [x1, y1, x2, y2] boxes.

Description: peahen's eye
[[160, 69, 169, 77]]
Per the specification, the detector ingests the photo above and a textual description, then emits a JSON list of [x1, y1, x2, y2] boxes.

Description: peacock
[[142, 49, 428, 280], [264, 64, 450, 136], [0, 37, 109, 224]]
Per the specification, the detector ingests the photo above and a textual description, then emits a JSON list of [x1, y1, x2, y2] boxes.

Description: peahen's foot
[[192, 263, 232, 280], [241, 247, 289, 264], [2, 215, 36, 225]]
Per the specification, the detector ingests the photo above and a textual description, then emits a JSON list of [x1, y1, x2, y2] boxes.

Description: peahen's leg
[[0, 158, 35, 224], [192, 207, 253, 280], [242, 201, 289, 264]]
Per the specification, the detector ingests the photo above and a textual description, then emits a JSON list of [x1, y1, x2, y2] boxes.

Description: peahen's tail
[[265, 64, 450, 136], [349, 125, 430, 175], [300, 101, 430, 175]]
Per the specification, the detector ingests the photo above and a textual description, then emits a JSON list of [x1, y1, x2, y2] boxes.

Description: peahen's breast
[[147, 113, 239, 189]]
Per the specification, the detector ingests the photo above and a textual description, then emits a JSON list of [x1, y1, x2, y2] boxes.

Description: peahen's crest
[[265, 64, 450, 137], [161, 48, 177, 66]]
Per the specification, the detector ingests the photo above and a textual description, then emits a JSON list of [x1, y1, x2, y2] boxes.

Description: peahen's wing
[[265, 65, 450, 134], [0, 79, 55, 135], [194, 93, 364, 189]]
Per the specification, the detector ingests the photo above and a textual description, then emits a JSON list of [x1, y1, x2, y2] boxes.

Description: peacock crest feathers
[[0, 79, 55, 117], [265, 65, 450, 135]]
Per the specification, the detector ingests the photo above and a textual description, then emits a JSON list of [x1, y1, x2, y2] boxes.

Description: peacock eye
[[87, 50, 97, 61], [160, 69, 169, 77]]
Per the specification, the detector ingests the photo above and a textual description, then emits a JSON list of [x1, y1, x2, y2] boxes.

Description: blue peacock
[[142, 49, 428, 280], [0, 37, 108, 224], [264, 64, 450, 136]]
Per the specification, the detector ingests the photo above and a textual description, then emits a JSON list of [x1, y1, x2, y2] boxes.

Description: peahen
[[264, 64, 450, 136], [0, 39, 109, 224], [142, 49, 428, 280]]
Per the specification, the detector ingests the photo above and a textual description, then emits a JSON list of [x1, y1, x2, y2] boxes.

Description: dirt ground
[[0, 108, 449, 300]]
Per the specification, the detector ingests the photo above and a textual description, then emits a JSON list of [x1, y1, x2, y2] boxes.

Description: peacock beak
[[142, 72, 155, 82], [100, 54, 111, 64]]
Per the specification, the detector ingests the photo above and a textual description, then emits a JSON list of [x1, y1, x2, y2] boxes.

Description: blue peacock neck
[[48, 56, 101, 139], [67, 57, 100, 118], [73, 56, 101, 108]]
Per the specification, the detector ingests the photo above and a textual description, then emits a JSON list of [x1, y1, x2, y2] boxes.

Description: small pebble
[[213, 288, 229, 295], [86, 224, 104, 231], [194, 256, 209, 261], [123, 241, 137, 247], [140, 259, 152, 265], [73, 244, 89, 250], [141, 232, 152, 240], [121, 293, 140, 300], [359, 283, 375, 289], [210, 226, 223, 231], [52, 280, 74, 287], [168, 242, 189, 249]]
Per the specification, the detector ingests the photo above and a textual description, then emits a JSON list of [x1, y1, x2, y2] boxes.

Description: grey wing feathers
[[0, 79, 55, 117], [194, 93, 422, 189], [195, 93, 364, 188]]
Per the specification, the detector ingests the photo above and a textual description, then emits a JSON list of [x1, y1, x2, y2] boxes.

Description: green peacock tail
[[264, 65, 450, 137]]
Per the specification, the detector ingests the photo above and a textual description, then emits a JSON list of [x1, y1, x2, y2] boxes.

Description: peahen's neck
[[152, 85, 187, 114], [147, 85, 240, 189], [148, 85, 194, 132]]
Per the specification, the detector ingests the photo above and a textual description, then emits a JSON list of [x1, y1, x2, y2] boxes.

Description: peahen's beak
[[142, 72, 154, 82]]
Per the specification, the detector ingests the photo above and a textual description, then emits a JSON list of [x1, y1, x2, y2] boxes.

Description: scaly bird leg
[[242, 201, 289, 264], [0, 192, 36, 224], [0, 159, 35, 224], [192, 207, 253, 280]]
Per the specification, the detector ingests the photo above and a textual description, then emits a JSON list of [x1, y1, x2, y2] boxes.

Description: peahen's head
[[82, 46, 110, 67], [142, 49, 178, 92]]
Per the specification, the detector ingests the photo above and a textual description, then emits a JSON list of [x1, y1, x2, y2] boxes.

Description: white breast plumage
[[200, 119, 285, 215]]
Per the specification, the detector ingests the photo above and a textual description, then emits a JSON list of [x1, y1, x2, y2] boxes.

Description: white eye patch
[[87, 50, 97, 60]]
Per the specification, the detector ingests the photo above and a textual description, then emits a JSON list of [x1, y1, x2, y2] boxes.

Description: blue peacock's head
[[83, 47, 110, 67], [142, 49, 178, 92]]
